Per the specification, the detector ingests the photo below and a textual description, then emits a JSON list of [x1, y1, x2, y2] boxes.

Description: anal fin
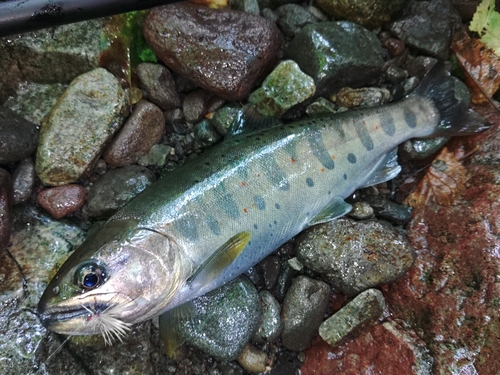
[[361, 148, 401, 188], [159, 301, 195, 357], [309, 196, 352, 226]]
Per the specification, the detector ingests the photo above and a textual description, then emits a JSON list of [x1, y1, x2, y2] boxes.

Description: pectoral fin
[[309, 196, 352, 226], [159, 301, 195, 357], [188, 231, 251, 290]]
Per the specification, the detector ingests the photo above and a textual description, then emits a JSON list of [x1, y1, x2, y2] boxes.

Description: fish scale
[[38, 64, 489, 345]]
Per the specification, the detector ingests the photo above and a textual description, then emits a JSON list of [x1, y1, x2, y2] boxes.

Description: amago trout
[[38, 63, 488, 350]]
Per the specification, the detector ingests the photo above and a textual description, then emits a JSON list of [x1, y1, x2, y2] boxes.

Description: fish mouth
[[38, 303, 111, 332]]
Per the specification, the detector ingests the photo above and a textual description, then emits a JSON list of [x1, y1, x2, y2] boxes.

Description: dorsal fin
[[227, 104, 282, 137], [361, 148, 401, 188]]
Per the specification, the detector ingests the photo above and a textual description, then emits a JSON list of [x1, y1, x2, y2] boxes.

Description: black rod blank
[[0, 0, 184, 38]]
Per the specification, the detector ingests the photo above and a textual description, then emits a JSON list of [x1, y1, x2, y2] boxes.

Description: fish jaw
[[37, 220, 190, 338]]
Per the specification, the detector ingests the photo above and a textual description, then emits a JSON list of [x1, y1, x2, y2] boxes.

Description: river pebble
[[138, 144, 173, 167], [211, 104, 241, 136], [183, 89, 210, 123], [319, 288, 386, 347], [179, 277, 261, 361], [11, 158, 35, 205], [136, 63, 180, 111], [275, 4, 318, 38], [0, 169, 12, 252], [103, 100, 165, 167], [35, 68, 128, 186], [249, 60, 316, 117], [143, 3, 283, 101], [314, 0, 407, 28], [296, 217, 415, 295], [389, 0, 461, 60], [284, 21, 384, 96], [86, 165, 156, 217], [193, 120, 222, 148], [0, 106, 39, 164], [237, 343, 268, 374], [281, 275, 330, 351], [252, 290, 283, 344], [37, 184, 87, 219], [334, 86, 392, 108]]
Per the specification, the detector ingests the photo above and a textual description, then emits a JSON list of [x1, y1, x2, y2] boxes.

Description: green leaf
[[470, 0, 500, 55]]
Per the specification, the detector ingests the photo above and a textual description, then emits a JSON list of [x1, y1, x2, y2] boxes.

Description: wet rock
[[249, 60, 316, 117], [258, 255, 281, 290], [302, 320, 433, 374], [281, 275, 330, 351], [0, 249, 23, 301], [86, 165, 156, 217], [136, 63, 180, 111], [35, 68, 128, 186], [183, 89, 210, 123], [363, 195, 414, 225], [335, 86, 391, 108], [305, 97, 337, 116], [296, 217, 415, 295], [314, 0, 407, 28], [389, 0, 462, 60], [348, 201, 374, 220], [0, 19, 104, 102], [180, 277, 261, 361], [272, 258, 298, 302], [211, 104, 241, 136], [252, 290, 284, 343], [2, 83, 67, 125], [144, 3, 283, 101], [103, 100, 165, 167], [383, 37, 407, 57], [284, 21, 384, 97], [384, 145, 500, 372], [237, 343, 268, 373], [11, 158, 35, 205], [319, 289, 386, 346], [385, 65, 408, 85], [0, 106, 39, 164], [193, 120, 222, 148], [138, 143, 173, 167], [37, 184, 87, 219], [275, 4, 318, 38], [0, 169, 12, 252], [230, 0, 260, 15], [400, 137, 450, 160]]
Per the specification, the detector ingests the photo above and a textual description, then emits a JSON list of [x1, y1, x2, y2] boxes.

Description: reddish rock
[[0, 168, 12, 252], [103, 99, 165, 167], [383, 38, 406, 57], [301, 320, 432, 375], [37, 184, 87, 219], [143, 3, 283, 101], [383, 121, 500, 373]]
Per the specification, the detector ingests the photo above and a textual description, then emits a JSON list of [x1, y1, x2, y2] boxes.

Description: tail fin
[[410, 62, 489, 136]]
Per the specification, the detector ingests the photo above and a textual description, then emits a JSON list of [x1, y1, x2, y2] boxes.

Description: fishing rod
[[0, 0, 185, 38]]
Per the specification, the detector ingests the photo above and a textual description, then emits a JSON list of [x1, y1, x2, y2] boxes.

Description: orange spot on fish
[[321, 168, 325, 172], [243, 208, 248, 213], [241, 181, 246, 187], [375, 126, 379, 130], [291, 158, 296, 163], [332, 155, 336, 159]]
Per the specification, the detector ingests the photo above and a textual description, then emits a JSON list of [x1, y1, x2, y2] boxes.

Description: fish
[[37, 63, 488, 351]]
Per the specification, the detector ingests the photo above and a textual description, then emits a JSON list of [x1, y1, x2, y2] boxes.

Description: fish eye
[[74, 260, 107, 291]]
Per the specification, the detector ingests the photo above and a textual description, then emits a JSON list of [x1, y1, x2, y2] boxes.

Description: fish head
[[38, 218, 186, 342]]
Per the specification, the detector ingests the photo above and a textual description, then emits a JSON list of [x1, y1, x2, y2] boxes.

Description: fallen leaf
[[451, 28, 500, 104], [406, 147, 468, 209]]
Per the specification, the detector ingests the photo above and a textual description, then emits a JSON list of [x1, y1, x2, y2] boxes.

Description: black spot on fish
[[404, 107, 417, 128], [347, 153, 357, 164], [380, 111, 396, 136], [306, 177, 314, 187], [275, 203, 281, 209], [254, 195, 266, 210], [343, 173, 347, 180], [254, 224, 258, 229]]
